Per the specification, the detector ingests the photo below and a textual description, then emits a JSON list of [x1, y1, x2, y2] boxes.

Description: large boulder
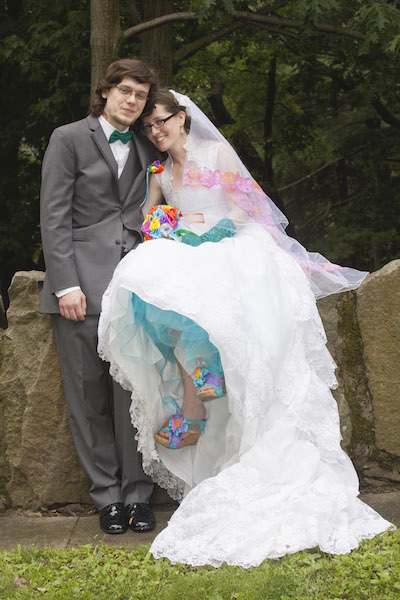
[[357, 260, 400, 458], [0, 271, 91, 508]]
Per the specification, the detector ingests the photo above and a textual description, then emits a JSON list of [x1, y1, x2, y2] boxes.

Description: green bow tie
[[108, 130, 133, 144]]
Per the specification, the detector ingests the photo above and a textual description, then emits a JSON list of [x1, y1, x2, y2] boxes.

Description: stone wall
[[0, 271, 91, 509], [0, 264, 399, 509], [317, 260, 400, 487]]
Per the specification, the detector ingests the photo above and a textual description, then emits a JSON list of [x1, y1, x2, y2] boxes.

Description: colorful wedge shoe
[[154, 414, 207, 449], [192, 366, 226, 401]]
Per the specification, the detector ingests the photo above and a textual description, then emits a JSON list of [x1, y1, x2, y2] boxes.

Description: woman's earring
[[181, 127, 185, 135]]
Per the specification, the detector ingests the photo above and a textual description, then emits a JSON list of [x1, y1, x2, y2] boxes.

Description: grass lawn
[[0, 528, 399, 600]]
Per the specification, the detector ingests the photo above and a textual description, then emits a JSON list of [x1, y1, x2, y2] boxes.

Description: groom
[[40, 58, 158, 534]]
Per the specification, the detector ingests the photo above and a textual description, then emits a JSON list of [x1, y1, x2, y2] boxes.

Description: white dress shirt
[[98, 115, 131, 178]]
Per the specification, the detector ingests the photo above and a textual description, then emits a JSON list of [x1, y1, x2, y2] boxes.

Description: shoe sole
[[128, 523, 156, 532], [99, 526, 128, 535], [198, 380, 227, 401]]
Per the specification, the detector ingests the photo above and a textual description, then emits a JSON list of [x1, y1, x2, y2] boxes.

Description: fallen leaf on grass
[[35, 588, 47, 593], [12, 573, 30, 589]]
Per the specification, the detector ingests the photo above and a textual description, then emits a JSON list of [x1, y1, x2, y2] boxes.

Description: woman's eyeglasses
[[141, 113, 179, 134]]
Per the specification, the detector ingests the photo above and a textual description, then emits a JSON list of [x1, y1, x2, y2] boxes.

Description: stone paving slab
[[0, 507, 175, 551], [0, 493, 398, 552], [68, 507, 174, 549], [0, 515, 77, 550]]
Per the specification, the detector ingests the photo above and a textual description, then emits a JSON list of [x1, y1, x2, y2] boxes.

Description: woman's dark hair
[[90, 58, 158, 117], [141, 89, 191, 132]]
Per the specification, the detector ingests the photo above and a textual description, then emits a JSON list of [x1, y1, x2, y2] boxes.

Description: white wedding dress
[[98, 148, 392, 568]]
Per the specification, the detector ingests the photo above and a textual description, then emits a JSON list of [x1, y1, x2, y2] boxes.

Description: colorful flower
[[152, 208, 164, 219], [193, 366, 209, 387], [149, 217, 160, 230], [166, 213, 178, 228], [141, 220, 151, 234], [147, 160, 165, 174], [221, 171, 236, 186], [149, 227, 162, 238], [160, 223, 173, 237], [200, 168, 221, 188], [186, 168, 200, 181]]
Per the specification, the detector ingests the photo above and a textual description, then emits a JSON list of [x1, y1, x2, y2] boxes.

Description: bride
[[98, 89, 392, 567]]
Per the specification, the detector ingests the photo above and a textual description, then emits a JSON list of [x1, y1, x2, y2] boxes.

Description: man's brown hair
[[90, 58, 158, 117]]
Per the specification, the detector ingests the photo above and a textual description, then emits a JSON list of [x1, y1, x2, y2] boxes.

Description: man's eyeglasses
[[141, 113, 179, 134], [114, 85, 148, 103]]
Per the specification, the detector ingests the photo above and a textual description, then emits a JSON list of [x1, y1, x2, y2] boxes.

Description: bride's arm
[[141, 174, 163, 217], [216, 145, 249, 227]]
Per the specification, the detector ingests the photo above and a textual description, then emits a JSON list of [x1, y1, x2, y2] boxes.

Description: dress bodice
[[155, 142, 232, 234]]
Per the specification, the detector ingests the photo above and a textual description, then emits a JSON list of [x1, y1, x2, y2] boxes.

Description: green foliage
[[2, 0, 400, 296], [355, 1, 400, 48], [0, 529, 399, 599], [191, 0, 236, 22], [0, 0, 90, 295]]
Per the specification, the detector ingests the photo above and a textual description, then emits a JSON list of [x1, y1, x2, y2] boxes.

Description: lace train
[[98, 226, 392, 566]]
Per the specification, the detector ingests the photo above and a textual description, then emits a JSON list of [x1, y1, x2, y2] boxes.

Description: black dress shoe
[[126, 502, 155, 532], [99, 503, 128, 534]]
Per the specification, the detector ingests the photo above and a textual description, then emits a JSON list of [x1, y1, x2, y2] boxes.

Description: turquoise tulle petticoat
[[120, 293, 224, 408]]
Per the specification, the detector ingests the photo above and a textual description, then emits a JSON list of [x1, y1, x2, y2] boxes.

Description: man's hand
[[59, 290, 87, 321]]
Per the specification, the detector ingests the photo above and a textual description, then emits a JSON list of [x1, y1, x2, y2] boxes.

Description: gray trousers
[[51, 314, 154, 510]]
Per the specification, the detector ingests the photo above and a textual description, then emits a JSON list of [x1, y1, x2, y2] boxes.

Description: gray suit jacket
[[40, 114, 155, 314]]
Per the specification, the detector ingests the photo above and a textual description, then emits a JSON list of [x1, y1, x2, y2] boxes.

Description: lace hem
[[150, 507, 393, 568], [99, 285, 185, 500]]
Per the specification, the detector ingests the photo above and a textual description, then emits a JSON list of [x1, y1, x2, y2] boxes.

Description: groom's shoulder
[[51, 115, 95, 138]]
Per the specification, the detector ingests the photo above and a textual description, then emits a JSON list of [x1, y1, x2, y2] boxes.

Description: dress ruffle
[[98, 225, 392, 566]]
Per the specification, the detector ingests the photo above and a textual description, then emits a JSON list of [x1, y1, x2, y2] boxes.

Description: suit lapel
[[121, 134, 150, 210], [87, 115, 118, 181]]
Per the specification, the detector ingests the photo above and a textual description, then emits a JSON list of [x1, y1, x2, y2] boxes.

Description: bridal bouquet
[[141, 205, 183, 241]]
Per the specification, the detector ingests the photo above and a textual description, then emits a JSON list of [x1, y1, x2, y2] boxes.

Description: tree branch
[[266, 0, 292, 13], [174, 22, 242, 64], [371, 98, 400, 129], [122, 9, 367, 44], [231, 11, 367, 41], [123, 11, 196, 40], [333, 74, 400, 131], [277, 157, 343, 192]]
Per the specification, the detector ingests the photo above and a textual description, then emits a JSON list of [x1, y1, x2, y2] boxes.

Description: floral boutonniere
[[147, 160, 165, 174], [141, 160, 165, 210]]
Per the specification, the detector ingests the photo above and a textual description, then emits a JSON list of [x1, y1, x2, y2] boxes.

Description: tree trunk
[[141, 0, 173, 86], [90, 0, 121, 96], [336, 158, 349, 203]]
